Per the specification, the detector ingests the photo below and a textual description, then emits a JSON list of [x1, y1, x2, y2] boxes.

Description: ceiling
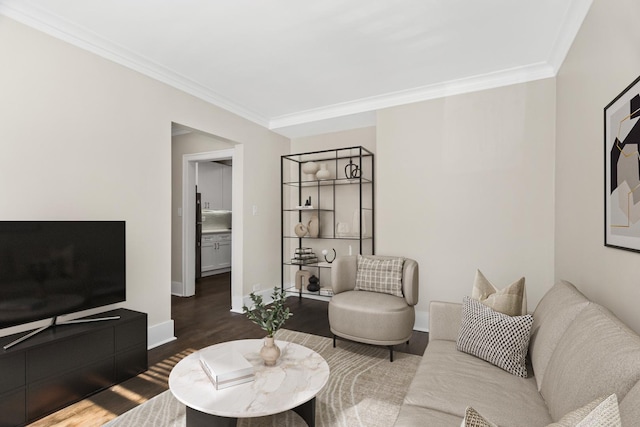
[[0, 0, 592, 138]]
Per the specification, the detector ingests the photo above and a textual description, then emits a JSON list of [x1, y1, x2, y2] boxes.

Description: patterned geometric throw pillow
[[548, 394, 621, 427], [461, 407, 497, 427], [457, 296, 533, 377], [354, 255, 405, 297]]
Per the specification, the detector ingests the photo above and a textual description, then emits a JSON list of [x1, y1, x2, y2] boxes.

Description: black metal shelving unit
[[281, 146, 374, 299]]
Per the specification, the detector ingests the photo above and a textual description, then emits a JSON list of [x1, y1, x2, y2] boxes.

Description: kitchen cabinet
[[198, 162, 232, 210], [202, 232, 231, 275]]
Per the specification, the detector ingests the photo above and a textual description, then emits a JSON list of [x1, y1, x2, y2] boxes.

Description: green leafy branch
[[242, 287, 293, 337]]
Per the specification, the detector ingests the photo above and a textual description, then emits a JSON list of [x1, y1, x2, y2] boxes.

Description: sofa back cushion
[[540, 303, 640, 421], [529, 280, 589, 390]]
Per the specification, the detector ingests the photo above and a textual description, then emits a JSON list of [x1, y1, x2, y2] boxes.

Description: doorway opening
[[171, 124, 244, 313]]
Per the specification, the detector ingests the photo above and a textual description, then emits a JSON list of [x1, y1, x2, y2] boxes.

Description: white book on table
[[199, 349, 254, 390]]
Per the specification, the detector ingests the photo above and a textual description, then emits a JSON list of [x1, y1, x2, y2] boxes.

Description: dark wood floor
[[30, 273, 428, 426]]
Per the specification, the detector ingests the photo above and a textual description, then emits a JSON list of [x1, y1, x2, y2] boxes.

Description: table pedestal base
[[185, 397, 316, 427]]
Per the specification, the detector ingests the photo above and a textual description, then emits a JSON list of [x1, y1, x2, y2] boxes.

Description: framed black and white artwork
[[605, 74, 640, 252]]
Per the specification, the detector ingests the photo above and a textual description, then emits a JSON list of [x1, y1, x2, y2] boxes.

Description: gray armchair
[[328, 255, 419, 361]]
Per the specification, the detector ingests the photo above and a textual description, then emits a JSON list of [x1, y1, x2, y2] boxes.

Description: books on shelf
[[292, 247, 317, 264], [319, 287, 334, 296], [291, 257, 318, 265], [199, 349, 254, 390]]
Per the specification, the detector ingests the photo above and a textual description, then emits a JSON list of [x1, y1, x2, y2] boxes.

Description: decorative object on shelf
[[308, 214, 319, 238], [316, 163, 331, 180], [322, 248, 336, 263], [336, 222, 350, 237], [304, 196, 312, 207], [242, 287, 293, 366], [307, 275, 320, 292], [295, 269, 313, 290], [291, 247, 317, 265], [302, 161, 319, 179], [294, 223, 308, 238], [344, 158, 361, 179]]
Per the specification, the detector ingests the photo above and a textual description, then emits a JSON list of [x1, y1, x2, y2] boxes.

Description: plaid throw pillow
[[355, 255, 405, 297], [457, 297, 533, 378]]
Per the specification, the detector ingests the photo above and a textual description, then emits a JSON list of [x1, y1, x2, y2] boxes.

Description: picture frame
[[604, 74, 640, 252]]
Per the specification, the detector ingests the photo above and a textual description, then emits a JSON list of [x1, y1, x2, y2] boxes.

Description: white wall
[[377, 79, 557, 329], [291, 126, 376, 154], [555, 0, 640, 334], [0, 17, 289, 346]]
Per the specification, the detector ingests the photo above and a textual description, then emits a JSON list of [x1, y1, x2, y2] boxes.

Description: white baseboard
[[171, 281, 184, 296], [148, 319, 176, 349], [414, 308, 429, 333]]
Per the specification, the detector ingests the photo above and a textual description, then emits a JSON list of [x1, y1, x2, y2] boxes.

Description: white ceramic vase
[[301, 161, 319, 179], [316, 163, 331, 180], [294, 223, 308, 237], [308, 215, 319, 238], [260, 336, 281, 366]]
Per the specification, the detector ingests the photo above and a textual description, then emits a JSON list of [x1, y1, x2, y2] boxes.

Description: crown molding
[[1, 0, 587, 137], [269, 62, 556, 130], [546, 0, 594, 73], [0, 1, 270, 129]]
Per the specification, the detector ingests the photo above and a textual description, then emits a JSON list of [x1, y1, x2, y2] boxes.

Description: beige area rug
[[104, 329, 422, 427]]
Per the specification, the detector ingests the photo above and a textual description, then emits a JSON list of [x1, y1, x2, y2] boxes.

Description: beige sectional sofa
[[394, 281, 640, 426]]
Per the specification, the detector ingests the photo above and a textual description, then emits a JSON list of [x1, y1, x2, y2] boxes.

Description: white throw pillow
[[457, 297, 533, 377], [472, 269, 527, 316]]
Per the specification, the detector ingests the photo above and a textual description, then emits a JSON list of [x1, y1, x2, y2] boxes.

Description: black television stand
[[3, 314, 121, 350], [0, 308, 147, 426]]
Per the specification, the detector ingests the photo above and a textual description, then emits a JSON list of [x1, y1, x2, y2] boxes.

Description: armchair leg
[[333, 335, 336, 348], [389, 346, 394, 362]]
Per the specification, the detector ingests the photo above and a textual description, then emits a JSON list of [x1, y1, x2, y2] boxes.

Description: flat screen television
[[0, 221, 126, 333]]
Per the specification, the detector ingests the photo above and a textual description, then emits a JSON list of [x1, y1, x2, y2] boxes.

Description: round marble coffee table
[[169, 339, 330, 427]]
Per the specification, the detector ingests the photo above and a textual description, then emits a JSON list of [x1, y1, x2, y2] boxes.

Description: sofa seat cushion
[[541, 303, 640, 421], [402, 340, 552, 427], [328, 290, 414, 344]]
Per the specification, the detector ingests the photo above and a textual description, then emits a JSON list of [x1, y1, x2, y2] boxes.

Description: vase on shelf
[[307, 275, 320, 292], [301, 161, 319, 180], [316, 163, 331, 180], [294, 223, 308, 237], [308, 214, 319, 238], [260, 336, 281, 366]]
